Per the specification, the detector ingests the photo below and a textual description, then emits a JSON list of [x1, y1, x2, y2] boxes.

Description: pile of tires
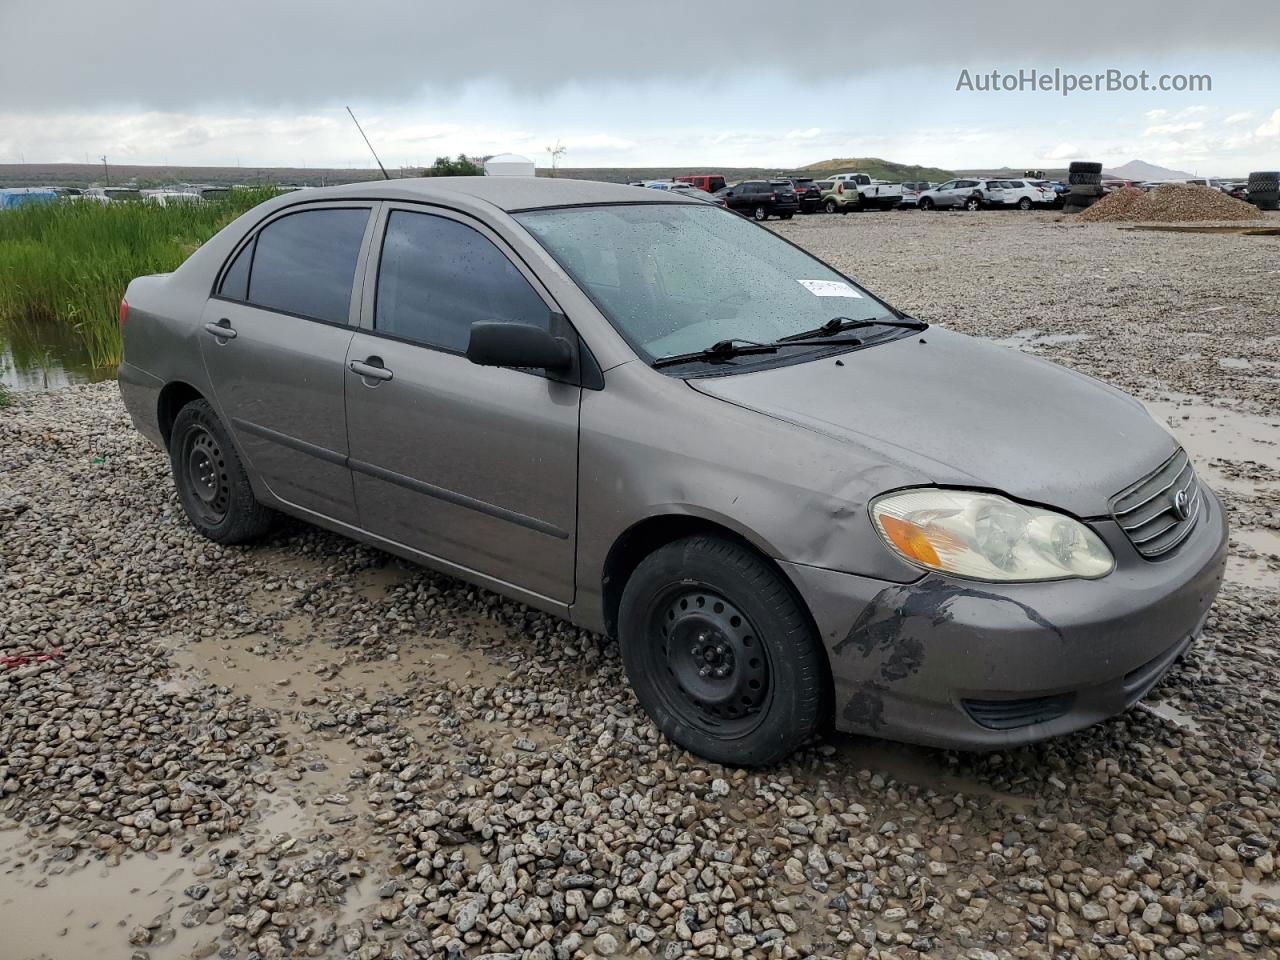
[[1247, 171, 1279, 211], [1063, 161, 1104, 213]]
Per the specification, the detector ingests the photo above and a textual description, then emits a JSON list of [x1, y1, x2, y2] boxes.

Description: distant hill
[[1, 157, 957, 190], [1103, 159, 1196, 181], [799, 157, 955, 181], [959, 159, 1206, 181]]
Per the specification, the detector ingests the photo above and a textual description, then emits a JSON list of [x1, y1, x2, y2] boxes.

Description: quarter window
[[246, 208, 369, 324], [375, 210, 549, 353], [219, 238, 253, 301]]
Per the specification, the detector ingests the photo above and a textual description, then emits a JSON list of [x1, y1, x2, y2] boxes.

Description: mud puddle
[[1144, 395, 1280, 496], [1228, 527, 1280, 590], [827, 736, 1038, 814], [996, 328, 1093, 349], [0, 830, 213, 960], [1140, 699, 1205, 734]]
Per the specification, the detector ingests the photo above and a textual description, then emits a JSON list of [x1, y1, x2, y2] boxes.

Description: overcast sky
[[2, 0, 1278, 174]]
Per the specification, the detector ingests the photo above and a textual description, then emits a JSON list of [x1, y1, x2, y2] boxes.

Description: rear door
[[200, 203, 375, 525], [343, 204, 581, 605]]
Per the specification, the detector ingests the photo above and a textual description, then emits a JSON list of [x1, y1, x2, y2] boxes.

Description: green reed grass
[[0, 189, 277, 368]]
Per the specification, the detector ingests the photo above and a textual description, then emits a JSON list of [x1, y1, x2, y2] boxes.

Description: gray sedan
[[118, 177, 1227, 765]]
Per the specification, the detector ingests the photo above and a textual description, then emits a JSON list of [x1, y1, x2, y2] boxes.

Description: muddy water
[[0, 831, 213, 960], [1143, 395, 1280, 589]]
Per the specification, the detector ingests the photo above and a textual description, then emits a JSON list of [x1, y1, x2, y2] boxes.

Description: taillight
[[118, 297, 129, 329], [837, 183, 844, 194]]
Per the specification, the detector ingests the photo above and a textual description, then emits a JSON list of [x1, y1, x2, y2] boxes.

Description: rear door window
[[374, 210, 549, 354], [247, 208, 370, 324]]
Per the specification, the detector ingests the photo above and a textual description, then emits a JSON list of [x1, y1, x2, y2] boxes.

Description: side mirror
[[466, 322, 574, 372]]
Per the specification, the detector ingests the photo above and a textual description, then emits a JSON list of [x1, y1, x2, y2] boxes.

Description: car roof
[[275, 176, 695, 213]]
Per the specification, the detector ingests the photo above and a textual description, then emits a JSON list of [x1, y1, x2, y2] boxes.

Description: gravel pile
[[1078, 184, 1262, 223], [2, 213, 1279, 959]]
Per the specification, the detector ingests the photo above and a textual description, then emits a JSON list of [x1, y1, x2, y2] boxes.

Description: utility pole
[[100, 155, 110, 186]]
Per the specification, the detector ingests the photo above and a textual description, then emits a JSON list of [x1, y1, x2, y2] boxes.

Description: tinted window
[[1008, 180, 1025, 187], [248, 208, 369, 323], [219, 239, 254, 300], [375, 211, 548, 353]]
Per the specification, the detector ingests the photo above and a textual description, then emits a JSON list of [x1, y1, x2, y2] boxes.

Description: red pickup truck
[[675, 174, 727, 194]]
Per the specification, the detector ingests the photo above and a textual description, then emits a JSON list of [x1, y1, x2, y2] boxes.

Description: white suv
[[982, 179, 1056, 210]]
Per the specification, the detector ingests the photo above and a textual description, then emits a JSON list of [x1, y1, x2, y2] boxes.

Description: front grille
[[1111, 448, 1202, 560], [962, 693, 1076, 730]]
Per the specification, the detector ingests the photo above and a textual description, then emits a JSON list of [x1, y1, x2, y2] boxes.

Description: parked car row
[[638, 172, 1075, 220]]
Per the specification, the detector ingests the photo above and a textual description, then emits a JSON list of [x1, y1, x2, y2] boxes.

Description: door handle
[[349, 358, 393, 382], [204, 319, 237, 340]]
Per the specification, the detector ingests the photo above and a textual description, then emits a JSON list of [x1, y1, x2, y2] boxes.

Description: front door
[[199, 203, 375, 525], [343, 205, 580, 605]]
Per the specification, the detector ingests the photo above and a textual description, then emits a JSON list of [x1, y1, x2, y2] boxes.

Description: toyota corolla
[[118, 177, 1228, 765]]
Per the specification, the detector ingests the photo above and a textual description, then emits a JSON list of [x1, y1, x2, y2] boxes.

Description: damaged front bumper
[[780, 489, 1229, 750]]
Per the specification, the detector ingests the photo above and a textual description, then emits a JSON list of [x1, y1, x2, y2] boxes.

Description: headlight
[[871, 489, 1114, 582]]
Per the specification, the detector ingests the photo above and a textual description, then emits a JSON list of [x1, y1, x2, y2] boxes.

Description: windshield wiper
[[651, 339, 778, 369], [652, 336, 867, 369], [778, 315, 928, 342]]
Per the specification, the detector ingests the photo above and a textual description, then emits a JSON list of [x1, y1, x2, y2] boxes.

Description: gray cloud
[[3, 0, 1277, 110]]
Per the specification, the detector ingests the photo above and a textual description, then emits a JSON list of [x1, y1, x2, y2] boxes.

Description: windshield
[[515, 203, 897, 362]]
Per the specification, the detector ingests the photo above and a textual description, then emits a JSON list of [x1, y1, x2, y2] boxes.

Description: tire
[[1018, 197, 1033, 210], [919, 197, 934, 211], [1069, 184, 1104, 198], [964, 196, 982, 211], [1068, 171, 1103, 186], [1068, 161, 1103, 175], [780, 212, 794, 220], [1247, 171, 1279, 191], [753, 206, 768, 222], [824, 199, 837, 214], [618, 535, 830, 767], [169, 399, 274, 544]]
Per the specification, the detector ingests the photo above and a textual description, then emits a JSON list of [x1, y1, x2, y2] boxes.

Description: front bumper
[[780, 489, 1229, 750]]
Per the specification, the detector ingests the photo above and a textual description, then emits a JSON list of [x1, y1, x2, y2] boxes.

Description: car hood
[[687, 327, 1178, 518]]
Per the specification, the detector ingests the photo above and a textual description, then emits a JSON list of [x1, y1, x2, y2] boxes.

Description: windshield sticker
[[797, 279, 862, 298]]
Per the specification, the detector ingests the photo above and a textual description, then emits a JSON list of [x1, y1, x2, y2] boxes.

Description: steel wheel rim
[[183, 427, 230, 524], [646, 584, 772, 737]]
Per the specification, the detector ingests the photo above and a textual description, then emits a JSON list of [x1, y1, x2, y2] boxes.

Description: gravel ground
[[2, 211, 1278, 960]]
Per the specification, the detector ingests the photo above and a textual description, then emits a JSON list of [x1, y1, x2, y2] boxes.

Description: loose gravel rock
[[1078, 184, 1263, 223], [2, 211, 1278, 959]]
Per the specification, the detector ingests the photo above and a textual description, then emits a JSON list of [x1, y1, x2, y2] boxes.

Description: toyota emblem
[[1173, 489, 1191, 521]]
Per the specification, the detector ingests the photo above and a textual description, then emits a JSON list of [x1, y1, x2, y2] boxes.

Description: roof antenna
[[346, 106, 390, 180]]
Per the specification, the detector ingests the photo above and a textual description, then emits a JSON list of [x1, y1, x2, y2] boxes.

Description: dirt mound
[[1078, 183, 1260, 223]]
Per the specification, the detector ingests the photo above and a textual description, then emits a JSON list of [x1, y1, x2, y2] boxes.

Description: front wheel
[[169, 399, 274, 544], [618, 535, 830, 766], [919, 197, 934, 211], [753, 206, 768, 221], [1018, 197, 1033, 210]]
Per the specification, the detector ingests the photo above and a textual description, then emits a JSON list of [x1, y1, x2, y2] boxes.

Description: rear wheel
[[619, 535, 829, 766], [824, 199, 837, 214], [169, 399, 273, 544], [964, 196, 982, 211], [753, 206, 768, 221]]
